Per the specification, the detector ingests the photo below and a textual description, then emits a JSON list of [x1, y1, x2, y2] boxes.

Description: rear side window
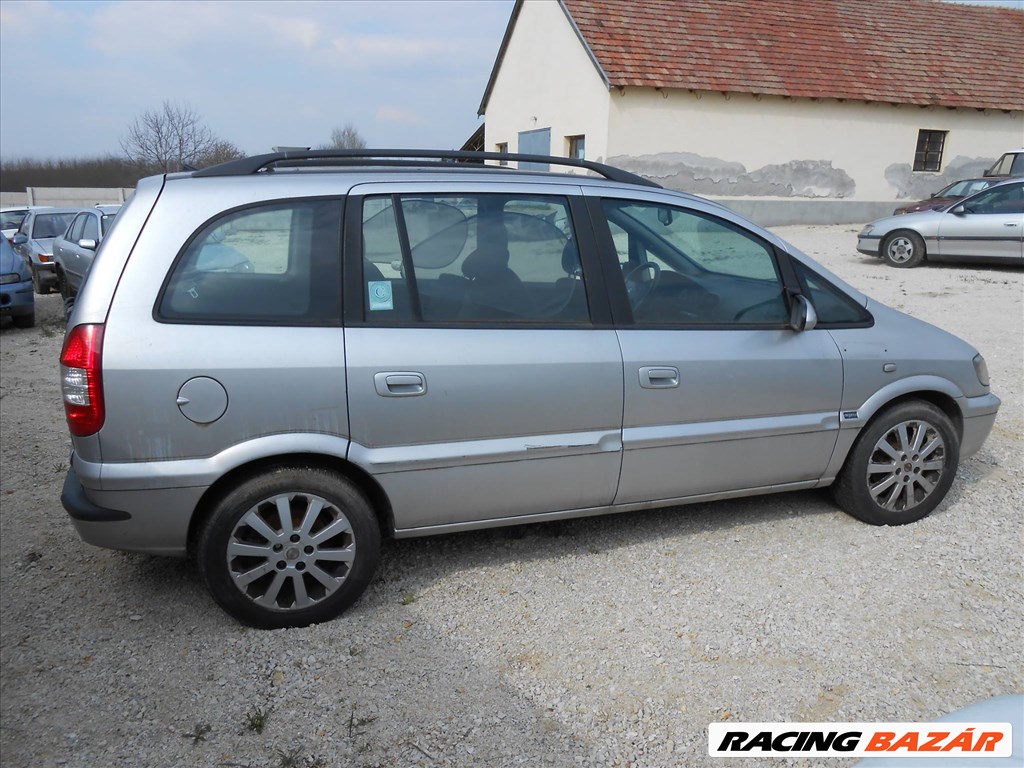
[[158, 200, 342, 325], [361, 193, 588, 324]]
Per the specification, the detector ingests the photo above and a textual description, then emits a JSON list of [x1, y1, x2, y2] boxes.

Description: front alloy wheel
[[832, 400, 959, 525]]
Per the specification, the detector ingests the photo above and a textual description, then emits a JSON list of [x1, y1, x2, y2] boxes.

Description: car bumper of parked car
[[0, 278, 34, 315], [960, 392, 1001, 459], [856, 236, 882, 256], [61, 463, 199, 557]]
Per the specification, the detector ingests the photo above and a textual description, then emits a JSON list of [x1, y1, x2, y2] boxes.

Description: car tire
[[57, 269, 72, 301], [12, 312, 35, 329], [31, 268, 52, 295], [197, 467, 381, 629], [881, 231, 925, 268], [832, 400, 959, 526]]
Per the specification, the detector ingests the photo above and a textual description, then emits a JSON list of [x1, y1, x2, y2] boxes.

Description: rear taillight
[[61, 324, 105, 436]]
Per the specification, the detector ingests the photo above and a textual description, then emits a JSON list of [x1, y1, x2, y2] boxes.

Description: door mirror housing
[[951, 204, 966, 216], [11, 234, 27, 245], [789, 294, 818, 332], [78, 239, 97, 250]]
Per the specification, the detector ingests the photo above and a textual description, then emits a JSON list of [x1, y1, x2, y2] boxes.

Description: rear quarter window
[[157, 199, 342, 325]]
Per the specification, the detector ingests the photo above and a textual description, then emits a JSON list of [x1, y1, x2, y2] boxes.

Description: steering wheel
[[623, 261, 661, 308]]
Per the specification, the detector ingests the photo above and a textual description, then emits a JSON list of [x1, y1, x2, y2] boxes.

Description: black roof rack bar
[[191, 148, 661, 188]]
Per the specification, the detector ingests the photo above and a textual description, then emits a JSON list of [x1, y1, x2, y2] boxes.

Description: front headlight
[[858, 225, 874, 237], [973, 354, 990, 387], [0, 273, 19, 285]]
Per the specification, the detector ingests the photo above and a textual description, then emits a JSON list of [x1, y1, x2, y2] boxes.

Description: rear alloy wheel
[[881, 231, 925, 268], [198, 468, 381, 628], [832, 401, 959, 525]]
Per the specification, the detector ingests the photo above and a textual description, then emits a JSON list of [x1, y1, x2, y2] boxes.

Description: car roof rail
[[190, 149, 661, 189]]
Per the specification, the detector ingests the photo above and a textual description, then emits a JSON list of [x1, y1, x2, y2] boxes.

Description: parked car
[[10, 208, 79, 293], [983, 148, 1024, 178], [892, 177, 999, 215], [858, 179, 1023, 267], [0, 235, 34, 328], [1, 205, 49, 242], [52, 205, 121, 301], [60, 149, 1000, 628]]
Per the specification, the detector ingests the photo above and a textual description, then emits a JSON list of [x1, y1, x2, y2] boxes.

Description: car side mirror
[[789, 294, 818, 332], [78, 239, 97, 250], [951, 204, 966, 216], [11, 234, 27, 245]]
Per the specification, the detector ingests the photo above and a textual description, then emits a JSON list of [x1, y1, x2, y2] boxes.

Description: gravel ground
[[1, 226, 1021, 768]]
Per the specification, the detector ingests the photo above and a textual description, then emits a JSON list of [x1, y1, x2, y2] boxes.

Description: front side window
[[159, 200, 342, 324], [913, 129, 947, 172], [960, 183, 1024, 214], [792, 261, 870, 326], [81, 214, 99, 241], [68, 214, 88, 242], [602, 199, 788, 325], [361, 194, 587, 324]]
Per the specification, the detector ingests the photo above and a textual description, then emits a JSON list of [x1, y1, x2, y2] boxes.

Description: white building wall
[[483, 0, 610, 168], [607, 89, 1023, 200]]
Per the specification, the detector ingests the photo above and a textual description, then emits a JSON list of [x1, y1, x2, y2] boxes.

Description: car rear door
[[342, 182, 623, 534], [585, 190, 845, 505]]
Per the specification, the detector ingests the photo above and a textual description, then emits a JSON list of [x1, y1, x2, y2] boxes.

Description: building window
[[495, 142, 508, 166], [567, 135, 586, 160], [913, 130, 947, 172]]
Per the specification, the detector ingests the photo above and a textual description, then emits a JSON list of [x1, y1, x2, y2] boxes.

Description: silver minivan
[[59, 150, 1000, 628]]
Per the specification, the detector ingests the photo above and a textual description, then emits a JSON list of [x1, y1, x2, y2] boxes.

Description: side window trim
[[344, 187, 612, 329]]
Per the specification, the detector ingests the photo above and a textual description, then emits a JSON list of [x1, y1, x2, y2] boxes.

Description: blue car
[[0, 235, 34, 328]]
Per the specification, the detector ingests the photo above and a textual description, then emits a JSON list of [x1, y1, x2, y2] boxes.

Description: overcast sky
[[0, 0, 515, 160]]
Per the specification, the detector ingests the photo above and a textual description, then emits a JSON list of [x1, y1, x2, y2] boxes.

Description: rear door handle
[[374, 371, 427, 397], [639, 366, 679, 389]]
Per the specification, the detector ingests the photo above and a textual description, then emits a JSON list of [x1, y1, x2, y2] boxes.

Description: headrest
[[462, 245, 510, 280], [561, 239, 580, 275]]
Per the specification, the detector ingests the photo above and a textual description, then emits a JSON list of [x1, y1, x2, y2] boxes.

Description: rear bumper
[[61, 462, 199, 557]]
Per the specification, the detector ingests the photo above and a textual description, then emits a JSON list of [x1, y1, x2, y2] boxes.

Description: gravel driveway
[[1, 225, 1021, 768]]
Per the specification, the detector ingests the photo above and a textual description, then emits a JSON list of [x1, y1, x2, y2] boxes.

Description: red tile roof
[[560, 0, 1024, 111]]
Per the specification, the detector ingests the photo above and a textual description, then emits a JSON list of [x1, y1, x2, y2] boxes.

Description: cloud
[[376, 107, 427, 126]]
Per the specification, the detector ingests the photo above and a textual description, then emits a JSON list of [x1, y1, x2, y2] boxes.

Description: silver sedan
[[858, 179, 1023, 267]]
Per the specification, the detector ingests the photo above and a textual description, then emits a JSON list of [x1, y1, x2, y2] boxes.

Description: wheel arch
[[186, 452, 395, 556]]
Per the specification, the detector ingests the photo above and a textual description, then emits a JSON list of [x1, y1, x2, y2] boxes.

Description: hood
[[893, 196, 959, 214]]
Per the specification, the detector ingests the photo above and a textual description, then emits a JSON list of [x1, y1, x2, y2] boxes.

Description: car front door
[[588, 193, 844, 505], [937, 182, 1024, 261], [60, 213, 89, 289], [343, 183, 624, 533]]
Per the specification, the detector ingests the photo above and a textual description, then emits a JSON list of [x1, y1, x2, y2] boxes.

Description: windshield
[[31, 213, 75, 239], [937, 179, 994, 197], [1, 210, 28, 230]]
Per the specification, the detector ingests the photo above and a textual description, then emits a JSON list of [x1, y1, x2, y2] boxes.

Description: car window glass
[[963, 184, 1024, 214], [81, 215, 99, 241], [159, 200, 342, 324], [361, 194, 588, 324], [100, 215, 116, 235], [793, 261, 868, 325], [601, 199, 787, 325], [0, 210, 27, 230], [32, 213, 75, 239], [68, 214, 88, 241]]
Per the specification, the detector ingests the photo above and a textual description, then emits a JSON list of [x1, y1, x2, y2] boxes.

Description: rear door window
[[158, 200, 342, 325], [361, 193, 589, 324]]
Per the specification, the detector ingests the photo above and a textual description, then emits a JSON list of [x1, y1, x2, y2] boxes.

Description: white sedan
[[857, 179, 1023, 267]]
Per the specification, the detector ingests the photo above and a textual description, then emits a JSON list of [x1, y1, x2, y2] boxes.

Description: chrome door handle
[[373, 371, 427, 397], [639, 366, 679, 389], [1004, 222, 1019, 227]]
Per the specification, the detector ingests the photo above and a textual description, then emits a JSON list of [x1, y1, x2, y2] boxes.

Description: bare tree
[[319, 123, 367, 150], [120, 101, 242, 173]]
